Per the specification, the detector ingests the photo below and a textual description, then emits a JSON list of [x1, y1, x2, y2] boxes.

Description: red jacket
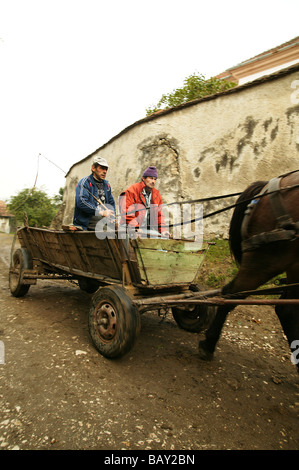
[[119, 181, 167, 232]]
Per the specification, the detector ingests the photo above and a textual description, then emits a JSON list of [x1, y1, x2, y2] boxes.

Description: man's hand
[[135, 228, 144, 238], [101, 209, 115, 219], [161, 231, 171, 238]]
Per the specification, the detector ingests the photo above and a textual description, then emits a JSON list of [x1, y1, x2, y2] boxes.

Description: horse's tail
[[229, 181, 267, 264]]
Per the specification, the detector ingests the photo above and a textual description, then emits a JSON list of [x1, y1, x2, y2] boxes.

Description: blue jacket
[[73, 174, 116, 230]]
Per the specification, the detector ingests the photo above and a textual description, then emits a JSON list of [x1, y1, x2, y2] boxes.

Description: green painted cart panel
[[132, 238, 207, 286]]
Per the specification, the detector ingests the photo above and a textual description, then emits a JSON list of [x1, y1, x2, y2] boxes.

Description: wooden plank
[[35, 230, 64, 264], [17, 228, 209, 287], [134, 237, 201, 252], [132, 238, 207, 285], [72, 233, 95, 274], [136, 249, 205, 284], [41, 262, 123, 284], [79, 238, 121, 279], [106, 239, 123, 280], [136, 297, 299, 307], [16, 228, 123, 280], [18, 228, 44, 259]]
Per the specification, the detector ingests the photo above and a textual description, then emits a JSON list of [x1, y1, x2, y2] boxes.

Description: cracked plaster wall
[[62, 68, 299, 238]]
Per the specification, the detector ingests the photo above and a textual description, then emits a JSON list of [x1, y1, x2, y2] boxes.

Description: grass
[[197, 239, 285, 292], [197, 239, 237, 288]]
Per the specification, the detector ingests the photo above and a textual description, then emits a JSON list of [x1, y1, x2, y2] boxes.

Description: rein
[[241, 176, 299, 252], [168, 182, 299, 228], [118, 182, 299, 228]]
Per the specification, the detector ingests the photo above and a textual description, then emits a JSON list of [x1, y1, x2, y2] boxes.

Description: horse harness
[[241, 175, 299, 253]]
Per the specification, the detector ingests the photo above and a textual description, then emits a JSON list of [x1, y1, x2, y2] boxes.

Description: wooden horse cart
[[9, 226, 217, 358], [8, 169, 299, 367]]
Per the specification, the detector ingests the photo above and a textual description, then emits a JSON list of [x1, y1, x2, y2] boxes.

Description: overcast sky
[[0, 0, 298, 201]]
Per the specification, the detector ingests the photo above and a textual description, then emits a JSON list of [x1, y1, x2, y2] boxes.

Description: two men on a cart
[[73, 156, 170, 238]]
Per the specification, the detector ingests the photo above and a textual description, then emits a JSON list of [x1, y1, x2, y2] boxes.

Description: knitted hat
[[143, 166, 158, 178]]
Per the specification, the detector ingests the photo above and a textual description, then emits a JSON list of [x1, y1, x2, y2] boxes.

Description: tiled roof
[[0, 201, 13, 217], [233, 36, 299, 68], [216, 36, 299, 83]]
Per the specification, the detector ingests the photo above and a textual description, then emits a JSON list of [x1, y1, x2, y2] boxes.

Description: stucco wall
[[0, 217, 11, 234], [61, 65, 299, 238]]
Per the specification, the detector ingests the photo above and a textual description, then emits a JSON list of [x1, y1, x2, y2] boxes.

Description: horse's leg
[[197, 286, 233, 361], [275, 265, 299, 373], [198, 251, 282, 361]]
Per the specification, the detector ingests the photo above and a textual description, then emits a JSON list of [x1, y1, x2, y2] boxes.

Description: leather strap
[[241, 176, 299, 253]]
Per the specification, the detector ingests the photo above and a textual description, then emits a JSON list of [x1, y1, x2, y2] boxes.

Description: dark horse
[[198, 170, 299, 372]]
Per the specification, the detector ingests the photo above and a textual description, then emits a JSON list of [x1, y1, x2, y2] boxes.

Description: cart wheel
[[172, 284, 216, 333], [172, 304, 216, 332], [9, 248, 32, 297], [78, 277, 100, 293], [89, 285, 141, 358]]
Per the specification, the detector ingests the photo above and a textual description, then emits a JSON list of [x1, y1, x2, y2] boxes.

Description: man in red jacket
[[120, 166, 170, 238]]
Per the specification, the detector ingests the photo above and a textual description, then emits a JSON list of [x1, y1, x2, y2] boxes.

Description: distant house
[[216, 36, 299, 85], [0, 201, 14, 233]]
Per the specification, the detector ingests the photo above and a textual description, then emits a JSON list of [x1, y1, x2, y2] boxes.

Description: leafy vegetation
[[146, 73, 236, 115], [52, 187, 64, 206], [8, 187, 63, 228]]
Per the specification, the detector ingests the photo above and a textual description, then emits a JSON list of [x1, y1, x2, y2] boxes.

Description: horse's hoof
[[198, 340, 214, 361]]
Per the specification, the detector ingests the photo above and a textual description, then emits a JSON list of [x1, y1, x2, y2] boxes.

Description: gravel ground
[[0, 232, 298, 452]]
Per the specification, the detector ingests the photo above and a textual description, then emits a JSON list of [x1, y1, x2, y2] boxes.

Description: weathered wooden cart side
[[10, 227, 208, 288], [9, 226, 213, 358]]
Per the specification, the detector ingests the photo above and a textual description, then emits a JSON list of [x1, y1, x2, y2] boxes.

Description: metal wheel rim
[[94, 301, 117, 342]]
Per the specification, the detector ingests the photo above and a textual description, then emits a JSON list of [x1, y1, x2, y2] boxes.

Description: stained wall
[[61, 65, 299, 238]]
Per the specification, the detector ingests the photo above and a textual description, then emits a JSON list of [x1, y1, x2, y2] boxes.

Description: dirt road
[[0, 232, 298, 451]]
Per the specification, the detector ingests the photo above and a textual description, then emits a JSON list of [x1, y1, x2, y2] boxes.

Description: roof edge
[[66, 63, 299, 176]]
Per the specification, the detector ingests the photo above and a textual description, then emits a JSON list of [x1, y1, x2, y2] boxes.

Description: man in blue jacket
[[73, 156, 116, 230]]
